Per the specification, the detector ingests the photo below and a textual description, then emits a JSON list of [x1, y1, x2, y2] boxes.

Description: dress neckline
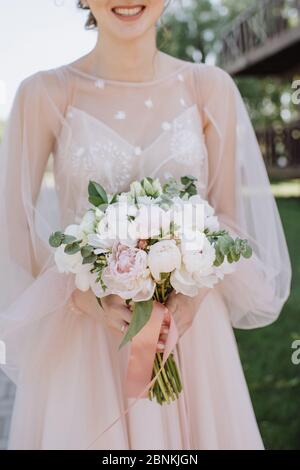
[[65, 61, 192, 87]]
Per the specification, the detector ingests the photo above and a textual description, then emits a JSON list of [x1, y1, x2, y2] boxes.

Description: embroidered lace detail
[[56, 104, 208, 218], [70, 139, 134, 195], [169, 110, 206, 166]]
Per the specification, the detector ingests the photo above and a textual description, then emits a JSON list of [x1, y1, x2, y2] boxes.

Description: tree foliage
[[158, 0, 300, 127]]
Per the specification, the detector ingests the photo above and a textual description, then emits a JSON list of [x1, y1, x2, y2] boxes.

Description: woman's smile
[[111, 4, 146, 22]]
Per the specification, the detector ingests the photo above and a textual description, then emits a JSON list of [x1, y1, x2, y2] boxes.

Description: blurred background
[[0, 0, 299, 450]]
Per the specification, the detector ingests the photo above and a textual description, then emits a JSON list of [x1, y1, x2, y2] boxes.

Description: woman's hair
[[77, 1, 97, 29], [77, 0, 172, 30]]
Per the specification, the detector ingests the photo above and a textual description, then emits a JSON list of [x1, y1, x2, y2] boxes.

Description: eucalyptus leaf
[[64, 242, 82, 255], [62, 234, 78, 245], [181, 175, 197, 185], [82, 254, 97, 264], [81, 245, 94, 258], [217, 235, 234, 256], [49, 231, 64, 248], [241, 244, 253, 258]]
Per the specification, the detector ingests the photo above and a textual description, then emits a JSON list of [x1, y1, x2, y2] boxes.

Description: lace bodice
[[53, 61, 208, 223]]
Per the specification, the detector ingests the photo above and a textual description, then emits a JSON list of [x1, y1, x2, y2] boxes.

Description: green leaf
[[49, 231, 64, 248], [62, 234, 77, 245], [81, 245, 94, 258], [181, 175, 197, 185], [82, 254, 97, 264], [218, 234, 234, 256], [64, 242, 82, 255], [88, 180, 108, 207], [96, 296, 103, 310], [214, 247, 225, 267], [229, 244, 240, 262], [241, 244, 253, 259], [109, 193, 118, 204], [118, 299, 153, 350]]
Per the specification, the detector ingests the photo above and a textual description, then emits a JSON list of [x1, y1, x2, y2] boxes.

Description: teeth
[[113, 6, 144, 16]]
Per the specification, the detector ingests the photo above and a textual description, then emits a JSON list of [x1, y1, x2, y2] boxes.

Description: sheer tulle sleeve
[[0, 70, 75, 382], [198, 65, 292, 329]]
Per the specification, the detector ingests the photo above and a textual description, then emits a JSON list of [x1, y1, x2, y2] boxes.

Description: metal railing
[[219, 0, 300, 70], [256, 119, 300, 177]]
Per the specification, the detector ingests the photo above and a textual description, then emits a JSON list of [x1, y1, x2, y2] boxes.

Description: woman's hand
[[164, 288, 211, 338], [99, 294, 132, 336], [72, 289, 132, 337]]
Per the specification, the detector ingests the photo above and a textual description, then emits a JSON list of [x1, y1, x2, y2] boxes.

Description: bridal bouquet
[[49, 175, 252, 405]]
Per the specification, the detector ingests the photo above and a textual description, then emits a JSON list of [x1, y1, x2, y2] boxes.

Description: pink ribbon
[[85, 300, 179, 449], [125, 300, 178, 398]]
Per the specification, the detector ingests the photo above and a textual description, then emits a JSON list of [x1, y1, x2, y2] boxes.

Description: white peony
[[133, 204, 167, 240], [88, 203, 137, 249], [148, 239, 181, 281], [170, 265, 199, 296], [182, 234, 216, 276], [171, 198, 205, 237]]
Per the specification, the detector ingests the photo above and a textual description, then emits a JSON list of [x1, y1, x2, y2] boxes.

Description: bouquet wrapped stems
[[148, 277, 183, 405]]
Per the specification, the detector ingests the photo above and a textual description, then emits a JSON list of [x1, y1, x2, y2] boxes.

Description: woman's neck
[[87, 27, 160, 82]]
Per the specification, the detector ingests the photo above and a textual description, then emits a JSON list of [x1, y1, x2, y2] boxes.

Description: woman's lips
[[111, 5, 146, 22]]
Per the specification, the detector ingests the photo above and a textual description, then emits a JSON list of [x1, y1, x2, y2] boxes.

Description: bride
[[0, 0, 291, 450]]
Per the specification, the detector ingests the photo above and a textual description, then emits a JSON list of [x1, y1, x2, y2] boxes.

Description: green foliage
[[235, 197, 300, 449], [159, 0, 300, 127], [119, 299, 154, 350], [88, 180, 108, 207]]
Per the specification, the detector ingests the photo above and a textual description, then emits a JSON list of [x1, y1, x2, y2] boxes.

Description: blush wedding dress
[[0, 57, 291, 450]]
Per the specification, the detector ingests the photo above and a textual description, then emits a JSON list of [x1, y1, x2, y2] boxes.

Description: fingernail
[[157, 342, 165, 350], [161, 327, 169, 334]]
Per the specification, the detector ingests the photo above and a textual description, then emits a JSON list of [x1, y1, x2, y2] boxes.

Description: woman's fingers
[[107, 317, 129, 335], [119, 306, 132, 324]]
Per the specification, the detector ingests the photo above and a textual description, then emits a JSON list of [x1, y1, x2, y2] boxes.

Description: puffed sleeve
[[0, 69, 75, 382], [198, 64, 292, 329]]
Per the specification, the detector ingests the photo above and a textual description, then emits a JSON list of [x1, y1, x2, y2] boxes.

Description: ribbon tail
[[85, 302, 179, 450]]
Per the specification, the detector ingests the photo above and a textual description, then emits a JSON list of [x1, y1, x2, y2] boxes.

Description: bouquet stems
[[148, 276, 183, 404]]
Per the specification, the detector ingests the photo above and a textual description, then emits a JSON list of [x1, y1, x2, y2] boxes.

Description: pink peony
[[102, 242, 155, 301]]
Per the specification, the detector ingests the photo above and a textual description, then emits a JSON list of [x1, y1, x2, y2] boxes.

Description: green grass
[[235, 197, 300, 450]]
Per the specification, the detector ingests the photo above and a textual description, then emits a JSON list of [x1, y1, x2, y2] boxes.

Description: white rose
[[117, 192, 134, 204], [171, 200, 205, 236], [79, 210, 96, 235], [55, 246, 82, 274], [182, 235, 216, 276], [148, 239, 181, 280], [133, 204, 165, 239], [170, 266, 199, 296], [180, 229, 205, 253], [193, 271, 219, 288]]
